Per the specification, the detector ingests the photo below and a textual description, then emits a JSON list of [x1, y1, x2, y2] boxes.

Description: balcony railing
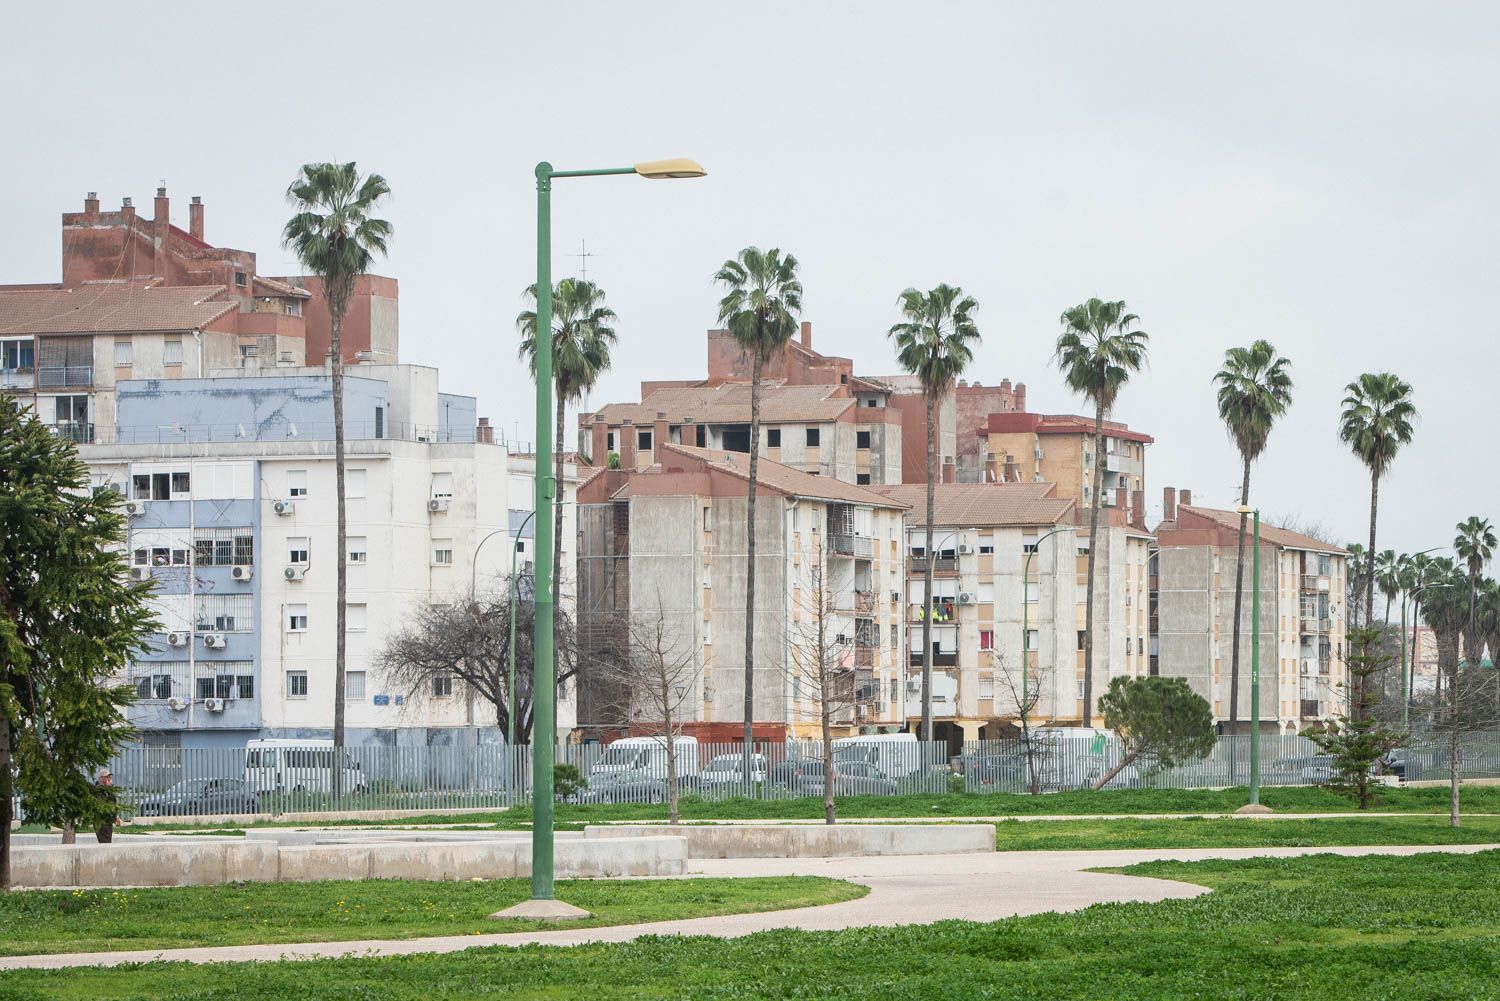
[[908, 556, 957, 574], [1300, 699, 1322, 718], [853, 590, 876, 615], [1300, 616, 1331, 634], [1301, 575, 1328, 591], [37, 365, 93, 388], [0, 367, 34, 390], [49, 422, 95, 444], [909, 650, 958, 667], [854, 643, 876, 667], [827, 534, 873, 558]]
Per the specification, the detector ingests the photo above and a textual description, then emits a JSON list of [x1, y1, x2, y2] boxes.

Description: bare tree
[[787, 544, 858, 825], [376, 584, 578, 743], [991, 653, 1050, 795], [595, 602, 701, 824]]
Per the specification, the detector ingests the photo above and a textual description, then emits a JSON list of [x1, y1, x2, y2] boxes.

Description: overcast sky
[[4, 2, 1494, 556]]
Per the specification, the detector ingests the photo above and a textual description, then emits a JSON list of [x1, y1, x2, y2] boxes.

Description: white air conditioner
[[108, 482, 125, 496], [958, 592, 974, 604], [835, 633, 848, 644], [130, 566, 151, 581], [428, 497, 450, 513], [1035, 446, 1044, 459], [231, 565, 253, 581], [166, 696, 189, 712], [203, 633, 226, 649], [273, 499, 295, 516], [124, 500, 145, 517], [166, 630, 188, 647], [958, 544, 973, 555], [203, 697, 226, 713], [284, 566, 307, 581]]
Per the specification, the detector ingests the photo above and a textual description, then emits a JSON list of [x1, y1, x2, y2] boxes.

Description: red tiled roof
[[659, 443, 909, 508], [251, 275, 312, 298], [874, 483, 1075, 527], [980, 411, 1154, 444], [1162, 505, 1349, 554], [0, 281, 239, 335], [590, 383, 854, 425]]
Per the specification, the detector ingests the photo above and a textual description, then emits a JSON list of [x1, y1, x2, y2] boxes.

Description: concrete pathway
[[3, 842, 1496, 971]]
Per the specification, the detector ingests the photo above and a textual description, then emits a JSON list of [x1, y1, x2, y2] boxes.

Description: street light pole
[[508, 509, 536, 748], [1020, 526, 1068, 726], [506, 158, 704, 917], [1240, 506, 1262, 807]]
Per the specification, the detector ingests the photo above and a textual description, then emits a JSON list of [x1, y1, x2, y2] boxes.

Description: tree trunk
[[1450, 695, 1461, 827], [1082, 400, 1104, 727], [1364, 469, 1378, 633], [664, 681, 679, 827], [0, 710, 11, 890], [61, 822, 75, 845], [742, 348, 762, 778], [331, 308, 347, 800], [1091, 747, 1140, 790], [921, 392, 936, 743], [553, 395, 566, 737], [820, 594, 835, 826], [1228, 457, 1251, 734]]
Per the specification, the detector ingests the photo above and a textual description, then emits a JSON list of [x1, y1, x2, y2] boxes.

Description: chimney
[[1132, 489, 1145, 528], [1115, 486, 1128, 520], [84, 191, 100, 216], [1163, 487, 1177, 524], [475, 416, 494, 445], [1014, 383, 1027, 412], [1180, 489, 1192, 508], [800, 321, 812, 350], [154, 186, 170, 226], [189, 196, 204, 241], [681, 418, 699, 449], [620, 418, 637, 470], [590, 418, 608, 464], [653, 411, 669, 455], [120, 197, 135, 223]]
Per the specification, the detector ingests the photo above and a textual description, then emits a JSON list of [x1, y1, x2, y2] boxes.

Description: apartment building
[[575, 443, 908, 740], [1153, 489, 1350, 732], [878, 483, 1152, 744], [979, 412, 1152, 508], [76, 366, 576, 749]]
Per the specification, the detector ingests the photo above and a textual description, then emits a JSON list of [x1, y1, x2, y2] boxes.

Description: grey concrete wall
[[700, 494, 790, 722], [585, 823, 996, 857]]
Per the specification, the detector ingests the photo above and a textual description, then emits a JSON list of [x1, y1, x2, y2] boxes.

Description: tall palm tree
[[713, 248, 802, 754], [888, 285, 981, 741], [1053, 299, 1148, 727], [518, 278, 618, 719], [1453, 516, 1496, 682], [283, 162, 392, 764], [1338, 372, 1417, 626], [1213, 340, 1293, 732], [1375, 549, 1402, 624]]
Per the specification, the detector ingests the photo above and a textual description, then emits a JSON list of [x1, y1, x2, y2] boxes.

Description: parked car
[[955, 751, 1028, 791], [699, 753, 767, 794], [136, 777, 261, 817], [792, 760, 900, 797], [1268, 754, 1335, 784]]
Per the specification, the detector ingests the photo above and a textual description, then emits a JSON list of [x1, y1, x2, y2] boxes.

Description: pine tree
[[0, 397, 157, 890], [1303, 627, 1406, 810]]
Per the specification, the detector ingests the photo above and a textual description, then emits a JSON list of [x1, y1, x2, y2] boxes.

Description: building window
[[1318, 554, 1331, 576], [287, 671, 308, 698], [114, 339, 132, 367], [856, 473, 871, 485], [978, 677, 996, 699], [432, 674, 454, 698], [805, 427, 820, 447], [890, 623, 898, 650], [346, 671, 366, 701], [345, 468, 367, 498], [163, 338, 184, 366], [431, 472, 454, 499], [235, 271, 248, 287], [288, 537, 310, 565], [348, 537, 367, 563], [856, 430, 871, 449], [284, 299, 302, 317], [347, 603, 367, 632], [767, 428, 781, 448], [287, 470, 308, 497], [1026, 629, 1039, 651], [980, 543, 995, 555], [702, 507, 711, 531], [2, 339, 35, 371], [287, 604, 308, 632], [980, 629, 995, 650], [433, 541, 454, 566], [606, 431, 616, 452], [171, 471, 191, 494], [978, 582, 995, 603], [637, 430, 653, 451], [1077, 629, 1087, 651], [194, 594, 253, 632]]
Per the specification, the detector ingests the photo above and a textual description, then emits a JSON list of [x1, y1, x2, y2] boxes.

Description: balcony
[[909, 650, 958, 667], [49, 422, 95, 444], [0, 367, 34, 390], [1301, 574, 1329, 592], [1300, 616, 1331, 634], [828, 533, 873, 558], [1300, 699, 1322, 718], [37, 365, 93, 388], [854, 643, 876, 667], [908, 556, 958, 574], [853, 590, 876, 615]]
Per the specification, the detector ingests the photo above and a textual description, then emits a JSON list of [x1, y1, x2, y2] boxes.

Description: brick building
[[979, 411, 1152, 509]]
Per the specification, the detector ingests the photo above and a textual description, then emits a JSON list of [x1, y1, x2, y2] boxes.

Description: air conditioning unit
[[273, 499, 295, 516], [958, 592, 974, 604], [428, 497, 450, 513], [958, 544, 973, 555], [284, 566, 307, 581], [1035, 446, 1044, 459], [107, 482, 125, 496], [202, 633, 226, 649], [124, 500, 145, 517], [203, 697, 226, 713], [130, 566, 151, 581], [166, 696, 189, 712], [166, 630, 189, 647], [835, 633, 848, 644], [231, 565, 253, 582]]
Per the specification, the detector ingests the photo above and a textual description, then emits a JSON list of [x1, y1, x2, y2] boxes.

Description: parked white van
[[587, 736, 701, 784], [244, 739, 366, 795], [831, 733, 924, 779]]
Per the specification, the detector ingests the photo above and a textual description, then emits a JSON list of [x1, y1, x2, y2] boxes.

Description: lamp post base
[[488, 898, 592, 921], [1234, 803, 1275, 816]]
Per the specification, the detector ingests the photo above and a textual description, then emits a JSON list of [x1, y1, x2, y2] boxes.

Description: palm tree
[[518, 278, 618, 719], [1213, 340, 1293, 732], [888, 285, 982, 741], [713, 248, 802, 753], [1053, 299, 1148, 727], [283, 162, 392, 765], [1338, 373, 1417, 626], [1453, 516, 1496, 687], [1375, 549, 1402, 624], [1345, 542, 1368, 629]]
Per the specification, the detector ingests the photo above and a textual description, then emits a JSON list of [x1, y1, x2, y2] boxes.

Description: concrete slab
[[487, 898, 592, 921], [584, 823, 995, 858]]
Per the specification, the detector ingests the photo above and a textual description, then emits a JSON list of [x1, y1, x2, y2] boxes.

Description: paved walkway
[[4, 842, 1496, 971]]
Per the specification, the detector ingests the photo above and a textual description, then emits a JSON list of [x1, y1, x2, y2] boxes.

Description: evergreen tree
[[0, 397, 157, 889], [1303, 627, 1407, 810]]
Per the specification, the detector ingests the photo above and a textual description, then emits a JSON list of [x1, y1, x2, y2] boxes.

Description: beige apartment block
[[979, 412, 1152, 514], [1153, 489, 1350, 732]]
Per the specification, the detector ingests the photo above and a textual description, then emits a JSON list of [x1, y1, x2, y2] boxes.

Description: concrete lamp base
[[488, 898, 592, 921], [1235, 803, 1275, 816]]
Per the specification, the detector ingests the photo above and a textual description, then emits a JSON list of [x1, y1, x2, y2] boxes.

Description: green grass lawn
[[994, 813, 1500, 850], [6, 851, 1498, 999], [0, 876, 864, 958], [118, 783, 1500, 835]]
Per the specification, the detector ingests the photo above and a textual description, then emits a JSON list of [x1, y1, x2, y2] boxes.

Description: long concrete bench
[[584, 823, 996, 858]]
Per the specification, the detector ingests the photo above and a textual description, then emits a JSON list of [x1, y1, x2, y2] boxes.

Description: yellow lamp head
[[634, 158, 707, 179]]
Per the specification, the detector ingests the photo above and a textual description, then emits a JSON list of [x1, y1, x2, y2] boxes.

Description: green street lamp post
[[508, 509, 536, 748], [1020, 526, 1069, 726], [522, 158, 705, 909], [1237, 505, 1262, 807]]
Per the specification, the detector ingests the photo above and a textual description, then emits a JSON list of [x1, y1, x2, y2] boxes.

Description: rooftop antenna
[[570, 239, 595, 281]]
